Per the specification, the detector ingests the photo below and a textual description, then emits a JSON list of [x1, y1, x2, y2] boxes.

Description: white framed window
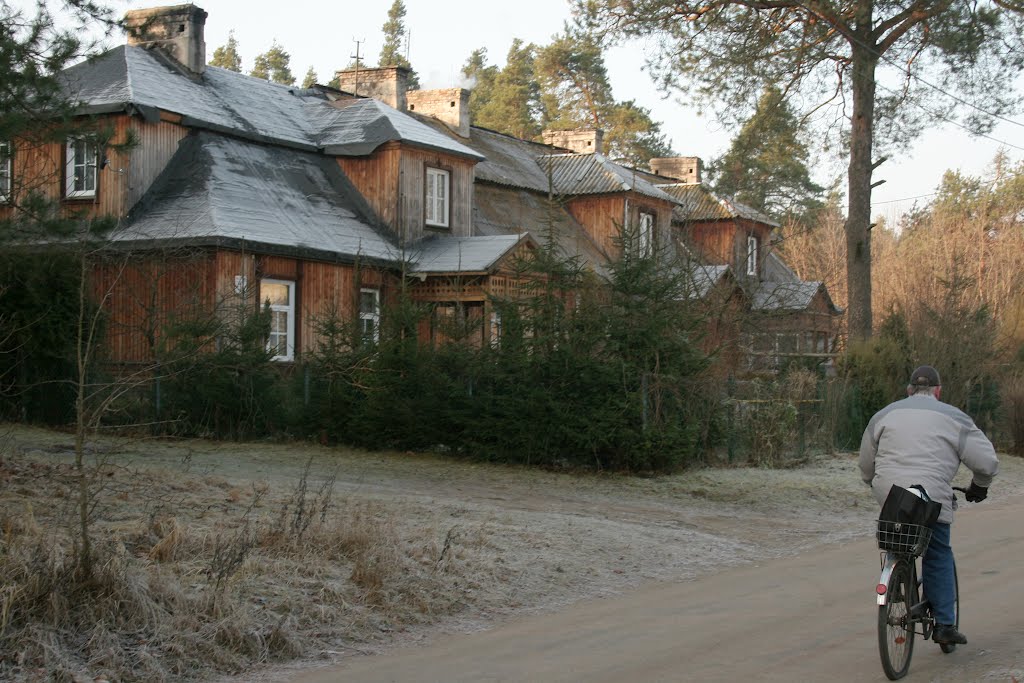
[[746, 234, 759, 276], [0, 141, 11, 202], [638, 211, 654, 256], [425, 167, 450, 228], [359, 288, 380, 344], [261, 279, 295, 361], [65, 136, 98, 198]]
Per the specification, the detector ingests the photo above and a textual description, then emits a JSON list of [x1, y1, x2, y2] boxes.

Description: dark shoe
[[933, 624, 967, 645]]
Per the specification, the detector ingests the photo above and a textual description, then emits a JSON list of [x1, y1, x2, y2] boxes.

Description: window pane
[[360, 290, 377, 313], [425, 172, 435, 222], [0, 142, 9, 197], [270, 309, 288, 335], [263, 283, 290, 306]]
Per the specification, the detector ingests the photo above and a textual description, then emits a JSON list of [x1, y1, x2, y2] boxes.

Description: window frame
[[0, 141, 11, 202], [746, 234, 759, 276], [359, 287, 381, 345], [424, 166, 451, 229], [638, 210, 655, 257], [65, 136, 99, 199], [261, 278, 296, 362]]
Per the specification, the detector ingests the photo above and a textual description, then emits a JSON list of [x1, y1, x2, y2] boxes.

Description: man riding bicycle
[[858, 365, 999, 646]]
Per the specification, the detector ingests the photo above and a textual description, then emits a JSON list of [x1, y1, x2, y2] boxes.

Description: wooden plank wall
[[337, 142, 401, 229], [398, 147, 475, 240], [93, 250, 216, 363], [1, 113, 187, 222], [687, 221, 735, 266], [565, 195, 626, 258]]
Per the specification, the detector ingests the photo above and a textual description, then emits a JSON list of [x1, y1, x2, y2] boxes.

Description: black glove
[[965, 481, 988, 503]]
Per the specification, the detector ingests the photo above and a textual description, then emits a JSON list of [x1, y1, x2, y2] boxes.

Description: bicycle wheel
[[940, 562, 960, 654], [879, 560, 915, 680]]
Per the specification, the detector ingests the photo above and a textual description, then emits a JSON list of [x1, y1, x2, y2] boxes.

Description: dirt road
[[292, 500, 1024, 683]]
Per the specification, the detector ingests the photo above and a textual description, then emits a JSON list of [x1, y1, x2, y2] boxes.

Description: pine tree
[[462, 48, 498, 125], [710, 87, 824, 220], [250, 40, 295, 85], [536, 27, 672, 163], [378, 0, 419, 89], [210, 30, 242, 72], [302, 66, 317, 89], [475, 40, 541, 140]]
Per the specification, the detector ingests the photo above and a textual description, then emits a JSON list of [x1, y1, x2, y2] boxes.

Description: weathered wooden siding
[[565, 195, 627, 257], [0, 113, 187, 222], [398, 147, 475, 240], [337, 142, 401, 230], [686, 220, 734, 265], [93, 250, 217, 363], [123, 116, 189, 212], [337, 143, 475, 242]]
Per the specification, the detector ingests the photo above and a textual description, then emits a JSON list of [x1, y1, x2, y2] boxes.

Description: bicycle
[[874, 486, 967, 680]]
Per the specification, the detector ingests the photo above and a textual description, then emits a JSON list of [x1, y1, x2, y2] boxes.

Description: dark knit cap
[[909, 365, 941, 387]]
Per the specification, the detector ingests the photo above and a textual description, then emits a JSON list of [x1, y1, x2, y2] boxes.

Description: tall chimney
[[334, 65, 410, 110], [542, 129, 603, 155], [649, 157, 703, 184], [406, 88, 471, 138], [124, 4, 208, 75]]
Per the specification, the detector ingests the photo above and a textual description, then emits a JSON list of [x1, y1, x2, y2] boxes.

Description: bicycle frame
[[877, 552, 935, 636]]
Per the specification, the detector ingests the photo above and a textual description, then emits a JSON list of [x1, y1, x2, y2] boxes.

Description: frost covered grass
[[2, 423, 1022, 682]]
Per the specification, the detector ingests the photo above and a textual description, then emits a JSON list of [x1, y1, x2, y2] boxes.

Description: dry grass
[[0, 431, 483, 682], [2, 423, 1023, 682]]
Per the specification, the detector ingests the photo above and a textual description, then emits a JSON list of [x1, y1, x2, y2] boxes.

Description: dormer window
[[65, 136, 98, 198], [0, 142, 10, 202], [425, 167, 450, 228], [747, 234, 759, 276]]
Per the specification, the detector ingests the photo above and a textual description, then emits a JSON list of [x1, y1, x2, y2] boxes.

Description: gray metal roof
[[115, 131, 398, 262], [536, 153, 681, 203], [463, 127, 561, 192], [409, 234, 528, 273], [473, 184, 611, 277], [658, 183, 780, 227], [685, 263, 732, 300], [60, 45, 482, 159], [751, 280, 840, 313]]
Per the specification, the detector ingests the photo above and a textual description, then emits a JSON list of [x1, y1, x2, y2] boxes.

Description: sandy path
[[290, 499, 1024, 683]]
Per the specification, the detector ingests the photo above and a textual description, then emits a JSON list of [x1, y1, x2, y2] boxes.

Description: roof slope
[[537, 154, 681, 203], [473, 184, 610, 277], [116, 131, 398, 262], [658, 183, 779, 227], [60, 45, 482, 159], [410, 234, 528, 273]]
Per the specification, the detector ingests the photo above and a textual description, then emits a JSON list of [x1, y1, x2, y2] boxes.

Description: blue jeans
[[922, 522, 956, 625]]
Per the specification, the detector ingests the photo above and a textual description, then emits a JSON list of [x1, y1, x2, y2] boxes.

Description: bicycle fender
[[877, 555, 898, 606]]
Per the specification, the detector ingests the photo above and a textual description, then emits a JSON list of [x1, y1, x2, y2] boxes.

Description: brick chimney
[[542, 129, 603, 155], [649, 157, 703, 184], [124, 4, 208, 75], [406, 88, 471, 138], [334, 65, 410, 110]]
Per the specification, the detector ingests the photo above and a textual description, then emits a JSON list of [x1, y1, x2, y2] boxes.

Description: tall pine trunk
[[845, 23, 879, 342]]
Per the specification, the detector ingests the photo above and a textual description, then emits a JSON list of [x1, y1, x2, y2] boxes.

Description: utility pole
[[351, 38, 364, 96]]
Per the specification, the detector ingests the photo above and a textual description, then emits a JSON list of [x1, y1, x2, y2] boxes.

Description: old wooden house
[[2, 3, 840, 376]]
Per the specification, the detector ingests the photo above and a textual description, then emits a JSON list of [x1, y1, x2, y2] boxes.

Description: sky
[[34, 0, 1024, 224]]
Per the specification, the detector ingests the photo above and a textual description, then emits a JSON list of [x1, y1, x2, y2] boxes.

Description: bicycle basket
[[876, 520, 932, 556]]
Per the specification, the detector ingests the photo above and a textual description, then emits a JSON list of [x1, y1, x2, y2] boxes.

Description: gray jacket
[[859, 394, 999, 524]]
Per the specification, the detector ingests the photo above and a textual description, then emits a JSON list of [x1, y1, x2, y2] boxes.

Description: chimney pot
[[405, 88, 471, 138], [542, 129, 603, 155], [649, 157, 703, 184], [124, 4, 208, 75], [334, 65, 410, 110]]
